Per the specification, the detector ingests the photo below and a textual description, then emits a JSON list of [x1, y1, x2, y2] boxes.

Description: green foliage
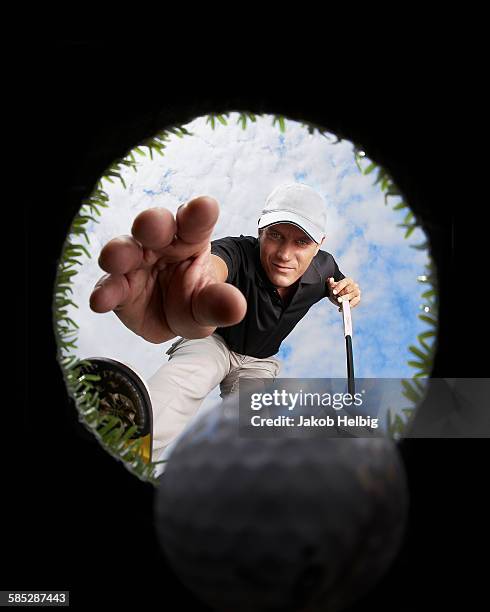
[[237, 112, 259, 130], [206, 113, 230, 129], [299, 122, 341, 143], [387, 404, 416, 439], [272, 115, 286, 133], [353, 147, 438, 438]]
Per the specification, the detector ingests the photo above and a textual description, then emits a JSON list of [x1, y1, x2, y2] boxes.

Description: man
[[89, 183, 361, 469]]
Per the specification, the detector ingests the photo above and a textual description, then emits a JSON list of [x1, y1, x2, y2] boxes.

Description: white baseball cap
[[258, 183, 327, 244]]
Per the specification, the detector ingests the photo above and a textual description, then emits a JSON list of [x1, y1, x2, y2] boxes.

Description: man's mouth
[[272, 263, 294, 271]]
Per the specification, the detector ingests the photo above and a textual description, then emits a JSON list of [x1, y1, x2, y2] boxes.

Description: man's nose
[[277, 244, 292, 260]]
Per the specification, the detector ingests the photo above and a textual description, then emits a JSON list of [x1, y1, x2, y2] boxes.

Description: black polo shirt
[[210, 235, 345, 358]]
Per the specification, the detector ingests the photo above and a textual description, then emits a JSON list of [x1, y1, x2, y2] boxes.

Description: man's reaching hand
[[89, 196, 247, 343]]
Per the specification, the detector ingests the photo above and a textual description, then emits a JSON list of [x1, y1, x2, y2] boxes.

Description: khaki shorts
[[147, 333, 281, 466]]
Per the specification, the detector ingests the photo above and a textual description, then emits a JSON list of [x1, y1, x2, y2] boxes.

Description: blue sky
[[64, 112, 433, 421]]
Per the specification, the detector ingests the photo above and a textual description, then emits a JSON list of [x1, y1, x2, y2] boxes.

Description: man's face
[[258, 223, 324, 288]]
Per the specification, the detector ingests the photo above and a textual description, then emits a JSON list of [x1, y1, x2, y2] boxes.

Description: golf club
[[341, 297, 355, 396]]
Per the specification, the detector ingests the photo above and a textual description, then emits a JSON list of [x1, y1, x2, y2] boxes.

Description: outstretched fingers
[[98, 235, 145, 275], [186, 244, 247, 327], [129, 198, 219, 264], [175, 196, 219, 244], [89, 273, 130, 313], [150, 196, 221, 265], [131, 207, 177, 252], [193, 283, 247, 328]]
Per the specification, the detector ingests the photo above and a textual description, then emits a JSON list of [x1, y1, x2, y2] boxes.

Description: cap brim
[[258, 211, 324, 243]]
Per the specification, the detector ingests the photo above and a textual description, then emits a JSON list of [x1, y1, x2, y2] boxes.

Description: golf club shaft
[[341, 299, 355, 396]]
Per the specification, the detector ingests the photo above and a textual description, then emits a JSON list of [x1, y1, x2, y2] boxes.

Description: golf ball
[[154, 397, 408, 611]]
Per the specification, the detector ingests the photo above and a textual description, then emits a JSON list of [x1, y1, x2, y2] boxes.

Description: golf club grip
[[341, 300, 355, 395], [341, 298, 352, 338]]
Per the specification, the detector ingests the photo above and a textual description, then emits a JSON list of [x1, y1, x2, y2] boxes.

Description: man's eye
[[297, 240, 308, 246]]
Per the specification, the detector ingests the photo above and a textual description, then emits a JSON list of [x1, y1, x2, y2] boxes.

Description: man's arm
[[211, 254, 228, 283]]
